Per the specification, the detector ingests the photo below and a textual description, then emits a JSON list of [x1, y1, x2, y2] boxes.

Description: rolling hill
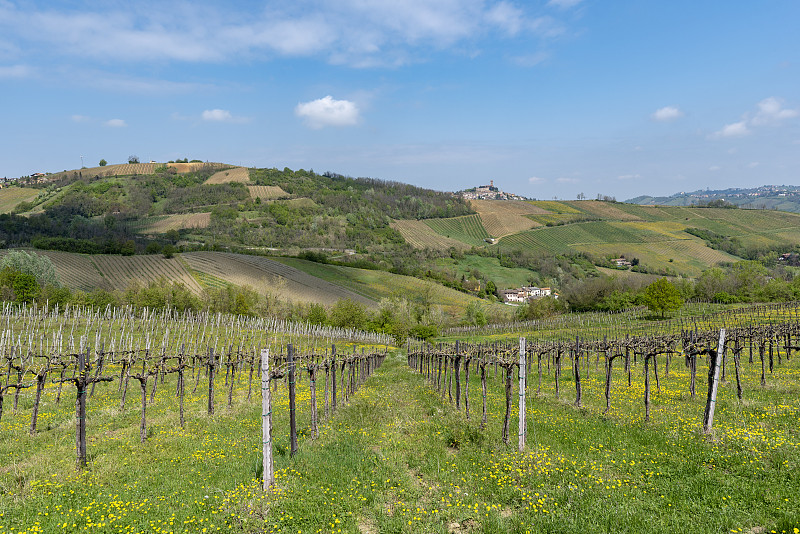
[[7, 161, 800, 311]]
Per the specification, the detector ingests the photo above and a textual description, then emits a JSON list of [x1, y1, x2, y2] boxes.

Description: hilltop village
[[459, 180, 529, 201]]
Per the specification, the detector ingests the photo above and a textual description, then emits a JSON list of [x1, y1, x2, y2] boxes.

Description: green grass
[[274, 257, 507, 317], [0, 187, 39, 213], [4, 345, 798, 533], [442, 255, 534, 290]]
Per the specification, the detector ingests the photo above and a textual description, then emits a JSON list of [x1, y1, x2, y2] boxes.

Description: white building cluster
[[500, 286, 557, 304]]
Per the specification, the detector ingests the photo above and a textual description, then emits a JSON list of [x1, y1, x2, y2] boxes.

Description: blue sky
[[1, 0, 799, 200]]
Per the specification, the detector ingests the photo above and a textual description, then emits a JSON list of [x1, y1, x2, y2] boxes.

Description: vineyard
[[469, 200, 543, 238], [390, 219, 472, 250], [131, 213, 212, 234], [1, 300, 799, 532], [423, 214, 490, 247], [181, 252, 373, 306], [204, 168, 251, 185], [0, 304, 391, 533], [247, 186, 290, 200]]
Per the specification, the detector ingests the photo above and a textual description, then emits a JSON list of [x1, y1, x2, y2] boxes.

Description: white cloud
[[752, 97, 798, 125], [487, 2, 524, 36], [0, 2, 573, 68], [201, 109, 250, 124], [747, 161, 760, 168], [105, 119, 127, 127], [714, 121, 750, 138], [71, 114, 91, 123], [709, 165, 721, 171], [713, 97, 798, 139], [295, 96, 360, 129], [652, 106, 683, 122], [617, 174, 641, 181], [528, 176, 546, 184], [556, 177, 579, 183], [0, 64, 33, 78]]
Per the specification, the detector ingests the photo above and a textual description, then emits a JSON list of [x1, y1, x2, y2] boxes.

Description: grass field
[[274, 257, 508, 318], [440, 255, 535, 290], [2, 341, 798, 534], [0, 187, 38, 213]]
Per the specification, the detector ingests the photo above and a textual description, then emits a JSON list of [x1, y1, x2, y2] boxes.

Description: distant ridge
[[628, 185, 800, 213]]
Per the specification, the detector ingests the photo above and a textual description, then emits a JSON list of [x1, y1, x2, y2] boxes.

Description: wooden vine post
[[702, 329, 726, 434], [261, 349, 274, 491], [288, 343, 298, 457], [518, 337, 526, 452]]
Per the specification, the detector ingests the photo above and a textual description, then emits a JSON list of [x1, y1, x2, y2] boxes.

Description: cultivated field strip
[[135, 212, 211, 233], [89, 255, 204, 293], [247, 185, 290, 200], [424, 214, 490, 247], [567, 201, 644, 221], [470, 199, 544, 237], [390, 219, 472, 250], [528, 200, 582, 214], [43, 162, 227, 182], [0, 187, 38, 213], [182, 251, 374, 306], [0, 249, 104, 291], [204, 167, 250, 184]]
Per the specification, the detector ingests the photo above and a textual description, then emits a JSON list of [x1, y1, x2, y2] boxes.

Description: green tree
[[461, 301, 487, 327], [329, 299, 368, 329], [99, 159, 108, 167], [305, 303, 328, 325], [642, 278, 683, 318], [0, 250, 60, 288]]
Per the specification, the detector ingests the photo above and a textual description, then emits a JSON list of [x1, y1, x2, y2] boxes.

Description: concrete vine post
[[702, 329, 726, 434]]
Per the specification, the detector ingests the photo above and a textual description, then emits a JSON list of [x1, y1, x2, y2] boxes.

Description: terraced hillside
[[41, 162, 227, 182], [0, 250, 203, 293], [181, 251, 373, 306], [204, 167, 250, 184], [470, 199, 544, 237], [396, 199, 800, 277]]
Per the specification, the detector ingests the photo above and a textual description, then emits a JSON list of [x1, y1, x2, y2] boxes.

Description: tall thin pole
[[261, 349, 274, 490], [518, 337, 526, 452]]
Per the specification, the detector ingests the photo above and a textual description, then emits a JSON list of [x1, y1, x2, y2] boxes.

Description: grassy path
[[263, 352, 538, 534]]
